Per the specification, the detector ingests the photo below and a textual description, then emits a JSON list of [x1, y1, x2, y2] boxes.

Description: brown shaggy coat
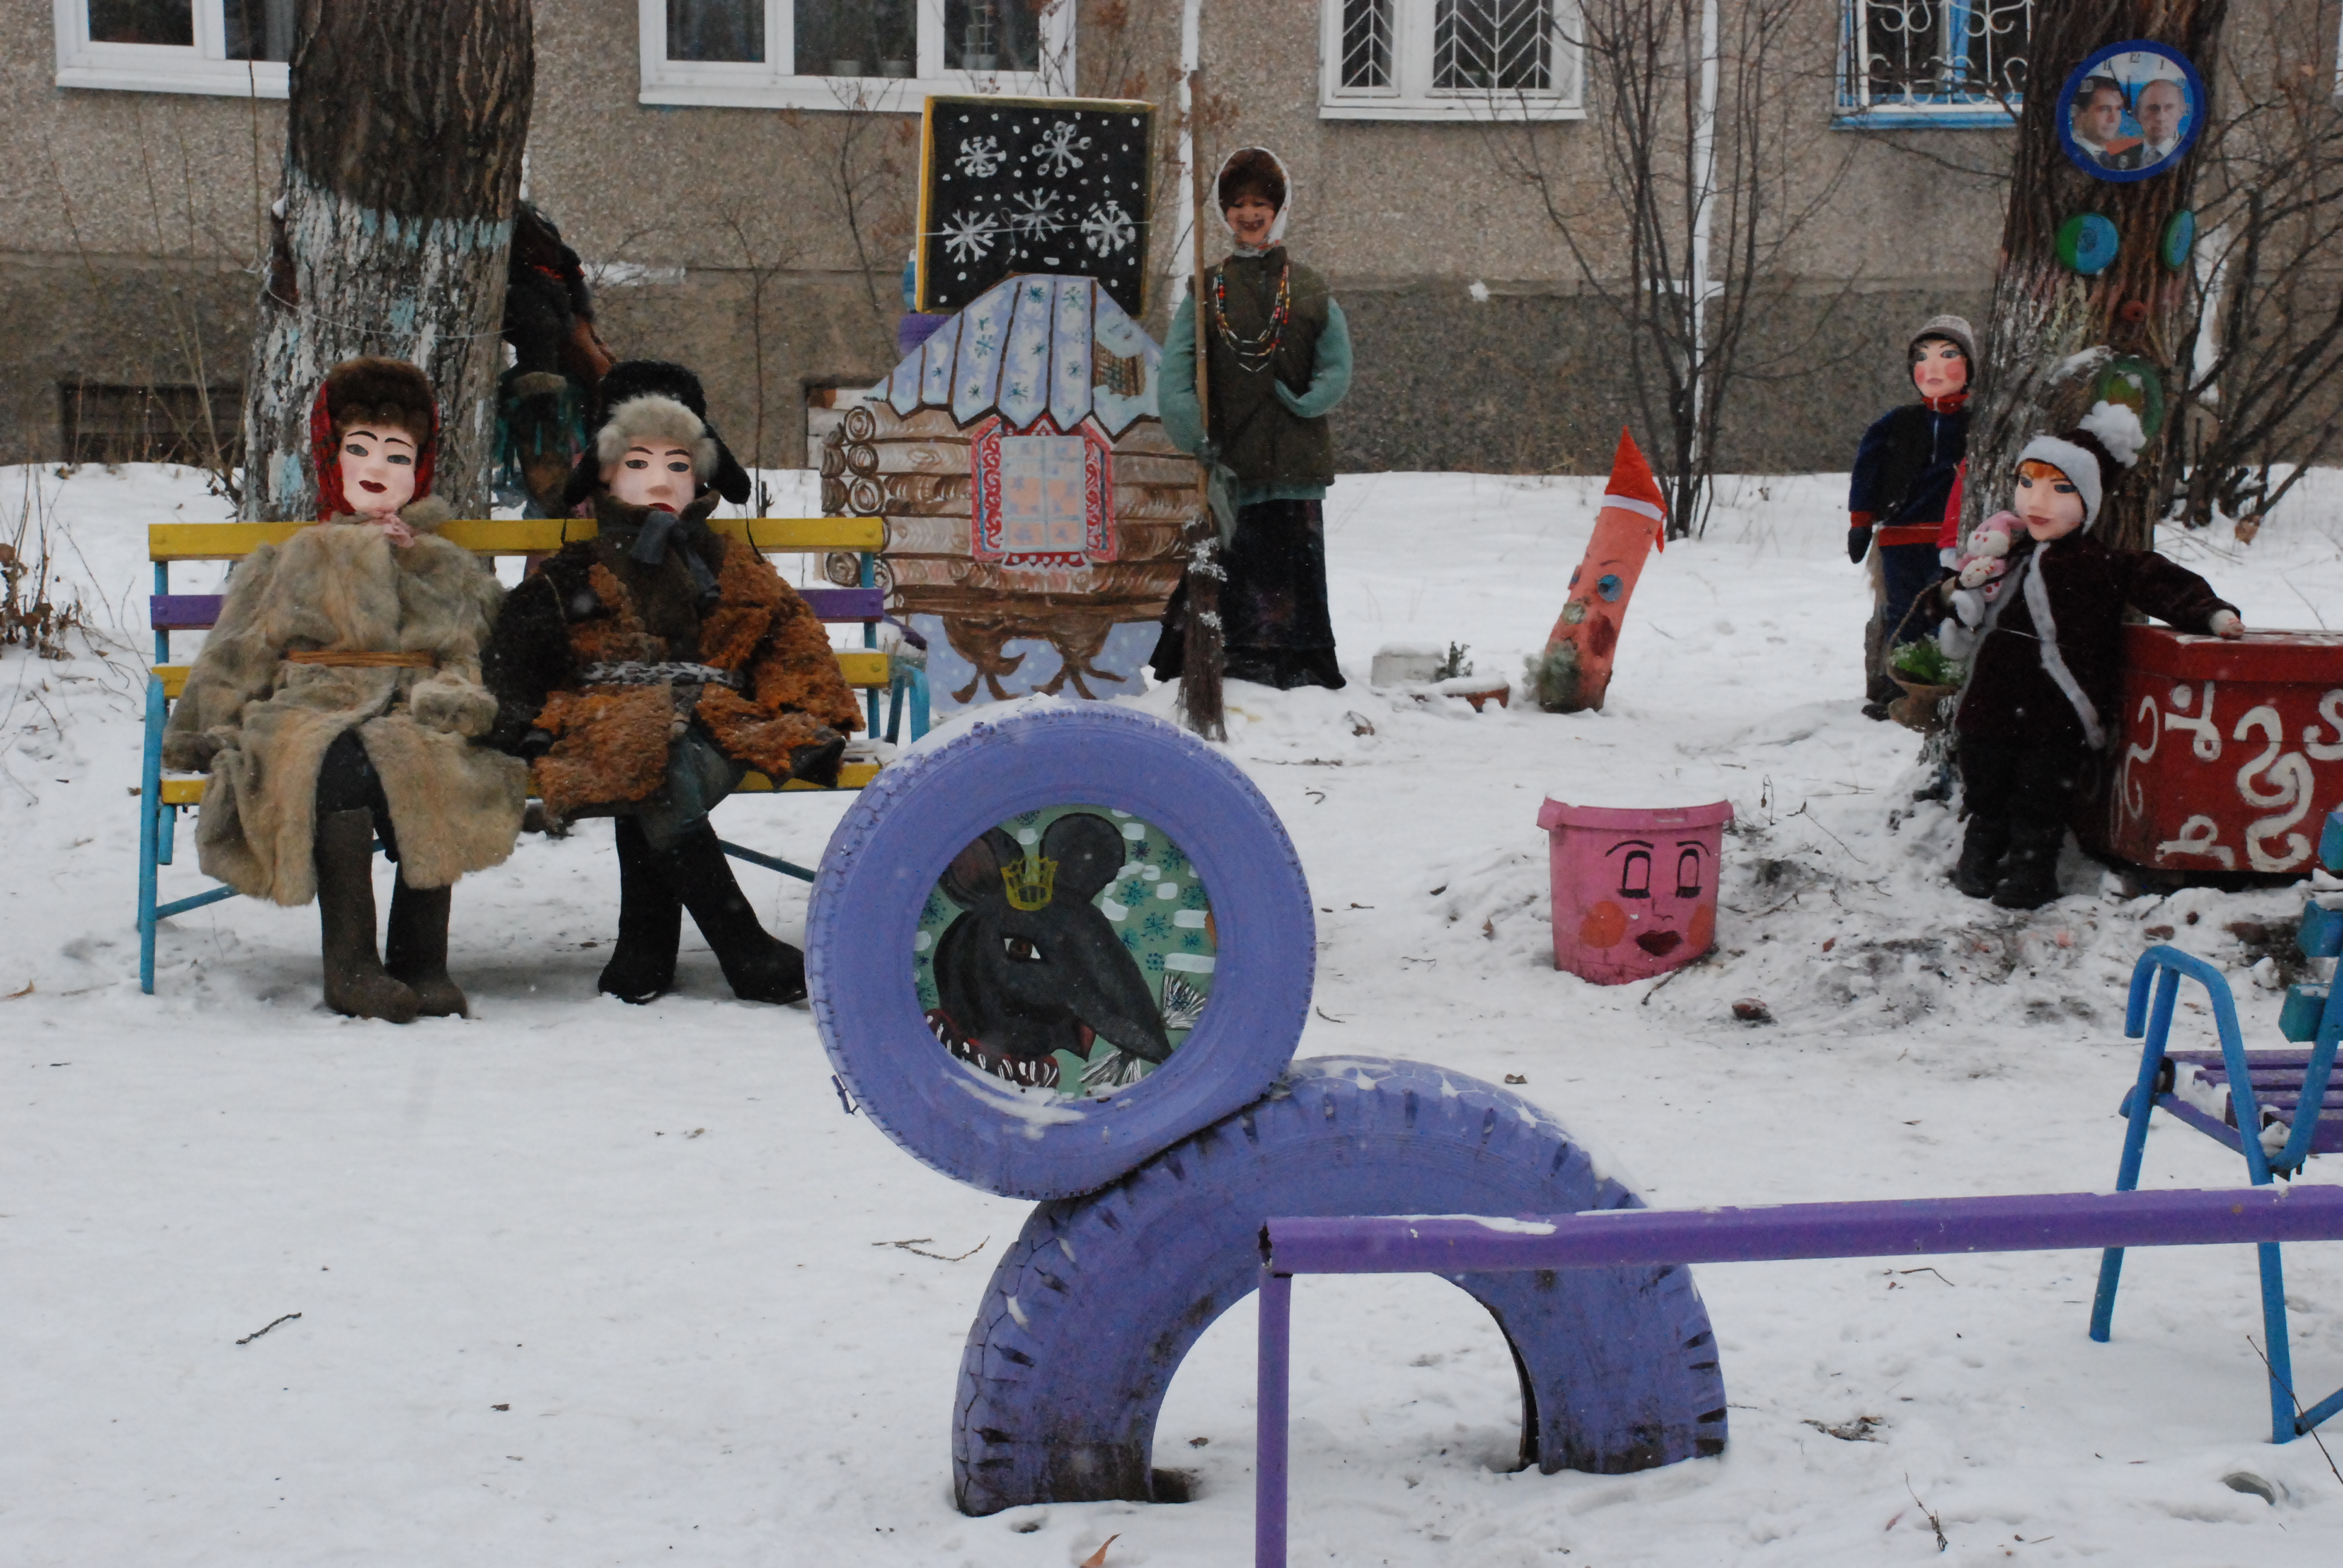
[[160, 498, 529, 904], [482, 493, 860, 825]]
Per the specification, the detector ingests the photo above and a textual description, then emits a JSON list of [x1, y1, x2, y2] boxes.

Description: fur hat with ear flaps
[[310, 357, 439, 522], [562, 359, 752, 509], [1216, 147, 1293, 246], [2015, 400, 2148, 533]]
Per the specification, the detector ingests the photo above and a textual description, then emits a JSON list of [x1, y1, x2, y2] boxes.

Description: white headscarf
[[1215, 147, 1293, 253]]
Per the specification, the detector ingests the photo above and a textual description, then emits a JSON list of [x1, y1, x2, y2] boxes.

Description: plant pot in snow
[[1889, 678, 1959, 734]]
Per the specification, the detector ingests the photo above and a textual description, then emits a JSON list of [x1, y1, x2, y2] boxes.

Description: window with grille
[[642, 0, 1070, 110], [60, 384, 242, 468], [1323, 0, 1580, 120], [1837, 0, 2032, 123], [54, 0, 294, 96]]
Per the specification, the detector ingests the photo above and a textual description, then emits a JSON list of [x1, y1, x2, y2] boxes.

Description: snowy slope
[[3, 462, 2341, 1566]]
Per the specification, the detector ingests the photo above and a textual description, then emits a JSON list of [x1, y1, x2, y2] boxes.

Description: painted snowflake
[[1006, 189, 1066, 240], [955, 136, 1004, 178], [1034, 120, 1092, 177], [941, 210, 1000, 264], [1080, 200, 1136, 257]]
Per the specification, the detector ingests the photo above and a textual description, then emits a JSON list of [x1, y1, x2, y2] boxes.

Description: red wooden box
[[2083, 626, 2343, 877]]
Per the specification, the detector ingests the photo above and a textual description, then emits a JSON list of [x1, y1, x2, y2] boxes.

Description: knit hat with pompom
[[2014, 400, 2147, 532]]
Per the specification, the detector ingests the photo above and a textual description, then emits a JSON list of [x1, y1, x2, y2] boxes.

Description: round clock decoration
[[2057, 43, 2205, 183]]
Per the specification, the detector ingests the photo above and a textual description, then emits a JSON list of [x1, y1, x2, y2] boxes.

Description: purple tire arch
[[806, 702, 1316, 1200], [952, 1057, 1728, 1515]]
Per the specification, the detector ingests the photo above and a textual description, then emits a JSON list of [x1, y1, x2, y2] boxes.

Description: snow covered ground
[[5, 462, 2343, 1566]]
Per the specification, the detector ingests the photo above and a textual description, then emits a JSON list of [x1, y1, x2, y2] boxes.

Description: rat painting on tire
[[916, 803, 1217, 1094]]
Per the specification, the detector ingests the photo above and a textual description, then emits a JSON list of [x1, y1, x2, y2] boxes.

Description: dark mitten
[[1846, 524, 1873, 564]]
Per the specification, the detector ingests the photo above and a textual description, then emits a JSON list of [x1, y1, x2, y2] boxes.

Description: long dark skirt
[[1150, 498, 1345, 690]]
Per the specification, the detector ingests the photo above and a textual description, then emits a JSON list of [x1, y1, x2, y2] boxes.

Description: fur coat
[[160, 498, 528, 905], [482, 492, 861, 825]]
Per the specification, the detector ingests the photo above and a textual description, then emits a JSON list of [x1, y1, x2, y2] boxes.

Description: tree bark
[[1968, 2, 2226, 555], [241, 1, 534, 521]]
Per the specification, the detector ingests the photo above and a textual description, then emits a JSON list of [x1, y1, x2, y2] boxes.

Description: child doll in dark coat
[[1850, 314, 1973, 719], [1947, 403, 2243, 909]]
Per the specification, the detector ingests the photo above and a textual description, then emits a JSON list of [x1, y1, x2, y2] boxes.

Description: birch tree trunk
[[241, 1, 534, 521], [1967, 2, 2225, 554]]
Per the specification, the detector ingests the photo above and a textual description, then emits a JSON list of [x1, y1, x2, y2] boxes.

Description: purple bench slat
[[156, 587, 885, 632], [152, 594, 223, 631], [799, 587, 885, 621]]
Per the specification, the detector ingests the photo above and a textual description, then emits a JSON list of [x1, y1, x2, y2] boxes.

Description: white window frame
[[640, 0, 1075, 112], [53, 0, 290, 97], [1319, 0, 1584, 123], [1833, 0, 2028, 129]]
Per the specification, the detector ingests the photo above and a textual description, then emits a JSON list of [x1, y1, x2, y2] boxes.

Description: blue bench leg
[[139, 676, 165, 994], [2092, 966, 2181, 1342], [2258, 1241, 2298, 1444]]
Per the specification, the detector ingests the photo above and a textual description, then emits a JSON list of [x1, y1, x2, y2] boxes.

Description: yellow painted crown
[[1002, 852, 1057, 910]]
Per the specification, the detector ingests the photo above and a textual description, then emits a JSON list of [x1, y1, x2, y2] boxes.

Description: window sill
[[639, 71, 1054, 112], [55, 59, 287, 98], [1317, 99, 1585, 123], [1832, 105, 2017, 131]]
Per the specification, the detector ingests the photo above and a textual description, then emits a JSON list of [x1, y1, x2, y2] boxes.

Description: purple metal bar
[[799, 587, 885, 622], [150, 593, 223, 631], [1266, 1187, 2343, 1277], [1254, 1187, 2343, 1567], [1256, 1268, 1290, 1568]]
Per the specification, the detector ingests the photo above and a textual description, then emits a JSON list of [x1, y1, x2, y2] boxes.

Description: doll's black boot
[[598, 817, 683, 1004], [385, 880, 469, 1018], [655, 824, 808, 1005], [1990, 822, 2064, 911], [314, 809, 420, 1024], [1952, 817, 2010, 899]]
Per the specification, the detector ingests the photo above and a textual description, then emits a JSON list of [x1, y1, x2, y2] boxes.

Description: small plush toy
[[1939, 510, 2022, 656]]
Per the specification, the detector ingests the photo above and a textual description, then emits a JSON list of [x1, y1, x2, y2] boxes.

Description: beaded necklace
[[1210, 261, 1293, 374]]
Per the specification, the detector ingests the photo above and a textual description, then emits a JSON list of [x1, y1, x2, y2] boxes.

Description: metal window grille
[[60, 384, 242, 467], [1340, 0, 1393, 90], [1433, 0, 1554, 94], [1844, 0, 2031, 112]]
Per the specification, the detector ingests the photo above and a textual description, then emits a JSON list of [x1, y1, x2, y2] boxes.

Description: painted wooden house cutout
[[822, 273, 1194, 713]]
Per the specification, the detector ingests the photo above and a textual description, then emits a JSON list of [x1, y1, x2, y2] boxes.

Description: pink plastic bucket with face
[[1538, 797, 1733, 985]]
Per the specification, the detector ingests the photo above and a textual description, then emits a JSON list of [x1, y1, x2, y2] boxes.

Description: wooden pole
[[1177, 75, 1227, 742]]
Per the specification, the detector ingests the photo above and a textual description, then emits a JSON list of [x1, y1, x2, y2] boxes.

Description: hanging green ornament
[[2161, 209, 2197, 270], [2057, 214, 2121, 276]]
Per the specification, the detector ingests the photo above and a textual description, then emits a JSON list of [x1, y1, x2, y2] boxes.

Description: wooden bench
[[2089, 818, 2343, 1444], [138, 516, 928, 993]]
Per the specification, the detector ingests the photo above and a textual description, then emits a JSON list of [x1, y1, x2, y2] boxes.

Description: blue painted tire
[[807, 702, 1316, 1200], [952, 1057, 1729, 1515]]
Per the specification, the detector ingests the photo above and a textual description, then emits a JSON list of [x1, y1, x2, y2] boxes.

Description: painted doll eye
[[1675, 849, 1703, 898], [387, 453, 412, 466], [626, 458, 650, 469], [667, 460, 693, 473], [343, 442, 368, 457], [1002, 935, 1043, 963]]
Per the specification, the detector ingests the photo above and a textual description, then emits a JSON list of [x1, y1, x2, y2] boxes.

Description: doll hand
[[408, 674, 498, 737], [1846, 524, 1872, 564], [2209, 610, 2244, 639]]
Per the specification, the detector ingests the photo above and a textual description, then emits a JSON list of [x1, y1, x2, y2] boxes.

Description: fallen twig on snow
[[874, 1237, 988, 1263], [2249, 1334, 2343, 1488], [1904, 1475, 1949, 1552], [235, 1312, 301, 1346]]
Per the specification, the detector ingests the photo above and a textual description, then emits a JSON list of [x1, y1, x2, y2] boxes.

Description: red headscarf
[[309, 380, 439, 523]]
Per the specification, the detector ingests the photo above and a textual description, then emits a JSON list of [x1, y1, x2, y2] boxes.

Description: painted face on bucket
[[2014, 459, 2086, 542], [1577, 838, 1715, 958], [603, 441, 699, 511], [1224, 194, 1278, 250], [338, 425, 418, 519]]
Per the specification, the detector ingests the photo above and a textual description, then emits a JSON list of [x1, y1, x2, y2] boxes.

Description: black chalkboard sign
[[917, 95, 1156, 318]]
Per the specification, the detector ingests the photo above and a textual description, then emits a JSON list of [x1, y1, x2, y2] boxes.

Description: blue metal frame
[[2089, 944, 2342, 1442], [137, 541, 929, 993]]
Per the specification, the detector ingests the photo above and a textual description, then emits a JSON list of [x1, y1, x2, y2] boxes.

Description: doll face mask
[[1224, 194, 1279, 251], [2014, 459, 2085, 541], [1910, 338, 1968, 400], [339, 426, 419, 518], [603, 442, 700, 511]]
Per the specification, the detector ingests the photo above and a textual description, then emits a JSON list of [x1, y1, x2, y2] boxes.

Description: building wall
[[0, 1, 2322, 479]]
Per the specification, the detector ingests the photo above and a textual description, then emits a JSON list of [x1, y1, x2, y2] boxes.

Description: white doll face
[[603, 441, 699, 511], [1910, 339, 1968, 400], [339, 425, 419, 518], [1224, 194, 1278, 249], [2014, 459, 2086, 541]]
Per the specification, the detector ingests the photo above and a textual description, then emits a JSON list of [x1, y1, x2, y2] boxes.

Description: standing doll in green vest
[[1150, 147, 1355, 691]]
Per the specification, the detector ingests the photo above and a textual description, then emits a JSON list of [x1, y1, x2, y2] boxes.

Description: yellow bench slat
[[164, 764, 879, 809], [157, 664, 189, 698], [150, 517, 886, 560], [157, 648, 883, 696], [159, 777, 205, 805]]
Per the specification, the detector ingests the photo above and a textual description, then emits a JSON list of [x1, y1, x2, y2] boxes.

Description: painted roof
[[879, 273, 1161, 437]]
